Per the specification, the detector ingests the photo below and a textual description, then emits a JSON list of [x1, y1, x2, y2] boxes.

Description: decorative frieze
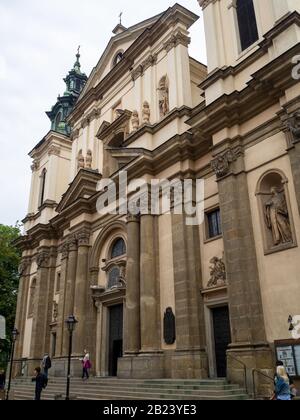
[[211, 146, 243, 178]]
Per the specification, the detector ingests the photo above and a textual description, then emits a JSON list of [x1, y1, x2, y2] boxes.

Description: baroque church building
[[15, 1, 300, 389]]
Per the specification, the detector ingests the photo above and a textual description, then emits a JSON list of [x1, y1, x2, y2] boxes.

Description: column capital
[[36, 250, 50, 269], [211, 145, 244, 178], [59, 242, 69, 260], [76, 230, 90, 247], [126, 212, 141, 223], [68, 235, 78, 252], [18, 258, 31, 276]]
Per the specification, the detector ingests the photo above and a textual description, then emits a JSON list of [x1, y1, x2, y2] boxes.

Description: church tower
[[46, 49, 87, 136]]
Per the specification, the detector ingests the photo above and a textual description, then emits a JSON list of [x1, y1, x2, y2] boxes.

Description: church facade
[[15, 1, 300, 389]]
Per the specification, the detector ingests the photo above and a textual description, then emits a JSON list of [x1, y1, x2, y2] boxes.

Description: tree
[[0, 224, 21, 367]]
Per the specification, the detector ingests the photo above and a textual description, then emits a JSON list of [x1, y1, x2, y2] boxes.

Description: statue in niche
[[158, 76, 169, 119], [207, 257, 226, 288], [264, 187, 293, 246], [86, 150, 92, 169], [288, 111, 300, 141], [131, 110, 140, 131], [77, 150, 85, 170], [142, 101, 151, 124]]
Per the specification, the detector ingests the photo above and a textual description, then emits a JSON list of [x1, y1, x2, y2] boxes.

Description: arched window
[[108, 266, 121, 289], [28, 278, 36, 318], [236, 0, 259, 51], [113, 52, 124, 67], [111, 238, 126, 259], [39, 169, 47, 207]]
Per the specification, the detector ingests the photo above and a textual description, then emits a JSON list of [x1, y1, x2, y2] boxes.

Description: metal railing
[[252, 369, 274, 400], [227, 353, 249, 394]]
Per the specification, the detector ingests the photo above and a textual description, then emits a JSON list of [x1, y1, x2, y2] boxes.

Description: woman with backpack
[[274, 366, 291, 401]]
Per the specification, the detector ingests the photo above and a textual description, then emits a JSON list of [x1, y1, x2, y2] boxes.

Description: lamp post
[[6, 328, 19, 400], [65, 315, 78, 401]]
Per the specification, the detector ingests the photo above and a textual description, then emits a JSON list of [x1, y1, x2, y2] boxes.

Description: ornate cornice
[[211, 146, 243, 178]]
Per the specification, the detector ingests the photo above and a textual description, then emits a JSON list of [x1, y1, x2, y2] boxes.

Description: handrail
[[252, 369, 274, 400], [227, 353, 248, 394]]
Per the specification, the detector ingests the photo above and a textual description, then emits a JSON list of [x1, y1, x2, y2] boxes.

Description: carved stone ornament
[[211, 146, 243, 178], [264, 187, 293, 246], [53, 301, 58, 323], [36, 251, 50, 269], [86, 149, 93, 169], [158, 76, 169, 119], [77, 149, 85, 170], [288, 111, 300, 143], [163, 307, 176, 345], [164, 32, 191, 52], [207, 257, 226, 288], [31, 159, 40, 172], [68, 236, 78, 251]]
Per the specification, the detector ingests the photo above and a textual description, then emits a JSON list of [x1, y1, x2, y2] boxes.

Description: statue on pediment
[[131, 110, 140, 131], [86, 150, 93, 169], [77, 149, 85, 170]]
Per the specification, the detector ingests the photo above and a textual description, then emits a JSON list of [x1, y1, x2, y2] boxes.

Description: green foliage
[[0, 223, 21, 366]]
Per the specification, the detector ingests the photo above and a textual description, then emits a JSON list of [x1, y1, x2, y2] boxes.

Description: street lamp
[[6, 327, 19, 400], [65, 315, 78, 401]]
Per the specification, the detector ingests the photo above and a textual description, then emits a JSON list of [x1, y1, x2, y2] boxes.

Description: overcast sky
[[0, 0, 207, 227]]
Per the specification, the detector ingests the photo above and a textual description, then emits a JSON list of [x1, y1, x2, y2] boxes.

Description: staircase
[[11, 377, 249, 400]]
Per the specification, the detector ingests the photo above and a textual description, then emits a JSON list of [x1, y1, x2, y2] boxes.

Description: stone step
[[13, 384, 246, 397]]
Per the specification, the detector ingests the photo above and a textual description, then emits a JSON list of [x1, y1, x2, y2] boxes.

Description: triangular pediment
[[80, 12, 164, 97], [56, 169, 102, 213]]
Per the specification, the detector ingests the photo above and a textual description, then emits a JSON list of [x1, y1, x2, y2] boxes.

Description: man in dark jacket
[[42, 353, 52, 378], [32, 367, 47, 401]]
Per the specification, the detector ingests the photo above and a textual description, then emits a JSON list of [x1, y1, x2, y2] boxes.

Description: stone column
[[14, 258, 31, 372], [43, 249, 57, 355], [73, 231, 90, 355], [30, 249, 52, 361], [212, 146, 273, 390], [171, 213, 208, 378], [95, 301, 103, 377], [140, 214, 160, 353], [62, 236, 78, 356], [55, 243, 68, 357], [124, 214, 141, 355]]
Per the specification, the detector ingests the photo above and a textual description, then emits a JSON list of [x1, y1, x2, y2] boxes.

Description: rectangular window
[[206, 209, 222, 239], [237, 0, 259, 51], [56, 272, 61, 293]]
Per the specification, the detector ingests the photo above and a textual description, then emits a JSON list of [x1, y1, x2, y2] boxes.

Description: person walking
[[0, 370, 5, 400], [81, 350, 91, 381], [274, 366, 291, 401], [32, 367, 48, 401], [42, 353, 52, 378]]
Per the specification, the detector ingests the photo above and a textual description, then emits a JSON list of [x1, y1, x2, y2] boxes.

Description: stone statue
[[86, 150, 92, 169], [131, 110, 140, 131], [207, 257, 226, 288], [288, 111, 300, 141], [264, 187, 293, 246], [142, 101, 151, 124], [158, 76, 169, 118], [77, 150, 85, 170]]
